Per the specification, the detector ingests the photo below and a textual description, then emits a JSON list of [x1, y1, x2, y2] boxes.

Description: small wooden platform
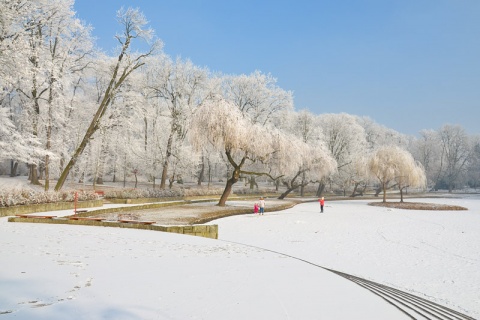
[[119, 219, 156, 225], [16, 215, 57, 219]]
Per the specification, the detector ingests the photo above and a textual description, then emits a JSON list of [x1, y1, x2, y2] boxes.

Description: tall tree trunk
[[95, 134, 108, 185], [316, 181, 326, 197], [10, 161, 18, 177], [55, 32, 144, 191], [249, 176, 258, 190], [218, 176, 237, 206], [44, 101, 53, 191], [44, 156, 50, 191], [123, 153, 127, 188], [350, 182, 360, 197], [207, 160, 212, 187], [29, 98, 41, 186], [29, 165, 40, 185], [278, 186, 298, 199], [160, 129, 174, 189], [300, 172, 306, 196], [218, 150, 248, 206], [197, 156, 205, 186], [382, 182, 387, 203]]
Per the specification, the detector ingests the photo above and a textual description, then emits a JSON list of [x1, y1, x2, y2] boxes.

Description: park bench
[[16, 214, 57, 219], [119, 219, 156, 225]]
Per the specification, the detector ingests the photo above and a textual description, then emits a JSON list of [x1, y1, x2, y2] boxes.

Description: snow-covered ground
[[0, 196, 479, 319]]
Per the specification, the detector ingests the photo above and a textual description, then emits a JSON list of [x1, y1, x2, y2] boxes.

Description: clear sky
[[73, 0, 480, 136]]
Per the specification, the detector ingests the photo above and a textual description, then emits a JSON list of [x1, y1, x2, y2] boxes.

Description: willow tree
[[368, 145, 426, 203], [190, 99, 296, 206], [54, 8, 161, 191], [277, 139, 337, 199]]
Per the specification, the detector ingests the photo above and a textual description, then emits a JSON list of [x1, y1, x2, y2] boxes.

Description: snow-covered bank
[[213, 196, 480, 318], [1, 196, 479, 319]]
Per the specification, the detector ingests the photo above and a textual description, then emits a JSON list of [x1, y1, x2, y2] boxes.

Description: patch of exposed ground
[[368, 202, 467, 211], [96, 199, 297, 225]]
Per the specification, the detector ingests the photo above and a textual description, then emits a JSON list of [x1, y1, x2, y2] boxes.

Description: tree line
[[1, 1, 479, 204]]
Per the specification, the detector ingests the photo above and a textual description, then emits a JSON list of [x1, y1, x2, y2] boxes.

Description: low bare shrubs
[[104, 187, 227, 199], [234, 187, 279, 195], [184, 187, 225, 197]]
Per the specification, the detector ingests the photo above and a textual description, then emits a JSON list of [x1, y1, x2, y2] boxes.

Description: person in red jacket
[[319, 197, 325, 213]]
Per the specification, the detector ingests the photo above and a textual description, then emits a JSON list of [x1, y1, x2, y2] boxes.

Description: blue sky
[[74, 0, 480, 136]]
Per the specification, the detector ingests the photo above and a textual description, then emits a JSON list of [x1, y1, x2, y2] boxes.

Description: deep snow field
[[0, 195, 479, 319]]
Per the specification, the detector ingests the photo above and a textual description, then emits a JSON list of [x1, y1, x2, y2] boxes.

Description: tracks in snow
[[222, 240, 475, 320], [325, 268, 475, 320]]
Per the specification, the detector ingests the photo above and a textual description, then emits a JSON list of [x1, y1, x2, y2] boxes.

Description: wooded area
[[1, 1, 479, 204]]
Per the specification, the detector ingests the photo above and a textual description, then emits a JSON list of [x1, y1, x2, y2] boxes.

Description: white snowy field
[[0, 196, 479, 319]]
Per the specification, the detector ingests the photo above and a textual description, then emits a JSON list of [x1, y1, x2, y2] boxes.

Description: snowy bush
[[183, 187, 225, 197], [234, 187, 278, 195], [104, 188, 184, 199], [104, 187, 227, 199], [0, 190, 99, 207]]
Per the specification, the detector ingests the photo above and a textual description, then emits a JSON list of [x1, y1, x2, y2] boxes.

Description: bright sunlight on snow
[[1, 196, 479, 319]]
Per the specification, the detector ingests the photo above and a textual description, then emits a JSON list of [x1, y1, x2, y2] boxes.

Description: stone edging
[[7, 217, 218, 239]]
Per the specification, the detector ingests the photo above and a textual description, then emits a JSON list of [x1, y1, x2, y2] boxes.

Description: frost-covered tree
[[357, 116, 408, 150], [222, 70, 293, 125], [317, 113, 367, 196], [0, 107, 39, 164], [393, 152, 426, 202], [466, 136, 480, 189], [190, 99, 296, 206], [275, 110, 337, 197], [276, 138, 337, 199], [368, 145, 426, 202], [409, 129, 440, 190], [1, 0, 94, 188], [55, 7, 162, 191], [149, 56, 210, 189], [436, 124, 472, 192]]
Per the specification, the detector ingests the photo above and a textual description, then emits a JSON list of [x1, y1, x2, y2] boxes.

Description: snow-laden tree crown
[[1, 1, 478, 197]]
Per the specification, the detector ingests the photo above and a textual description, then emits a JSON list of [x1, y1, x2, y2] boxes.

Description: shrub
[[104, 187, 227, 199], [234, 187, 278, 195], [104, 188, 184, 199], [0, 189, 99, 208]]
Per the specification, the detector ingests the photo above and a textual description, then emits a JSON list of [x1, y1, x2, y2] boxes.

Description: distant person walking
[[259, 197, 265, 215], [253, 202, 259, 214], [319, 197, 325, 213]]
